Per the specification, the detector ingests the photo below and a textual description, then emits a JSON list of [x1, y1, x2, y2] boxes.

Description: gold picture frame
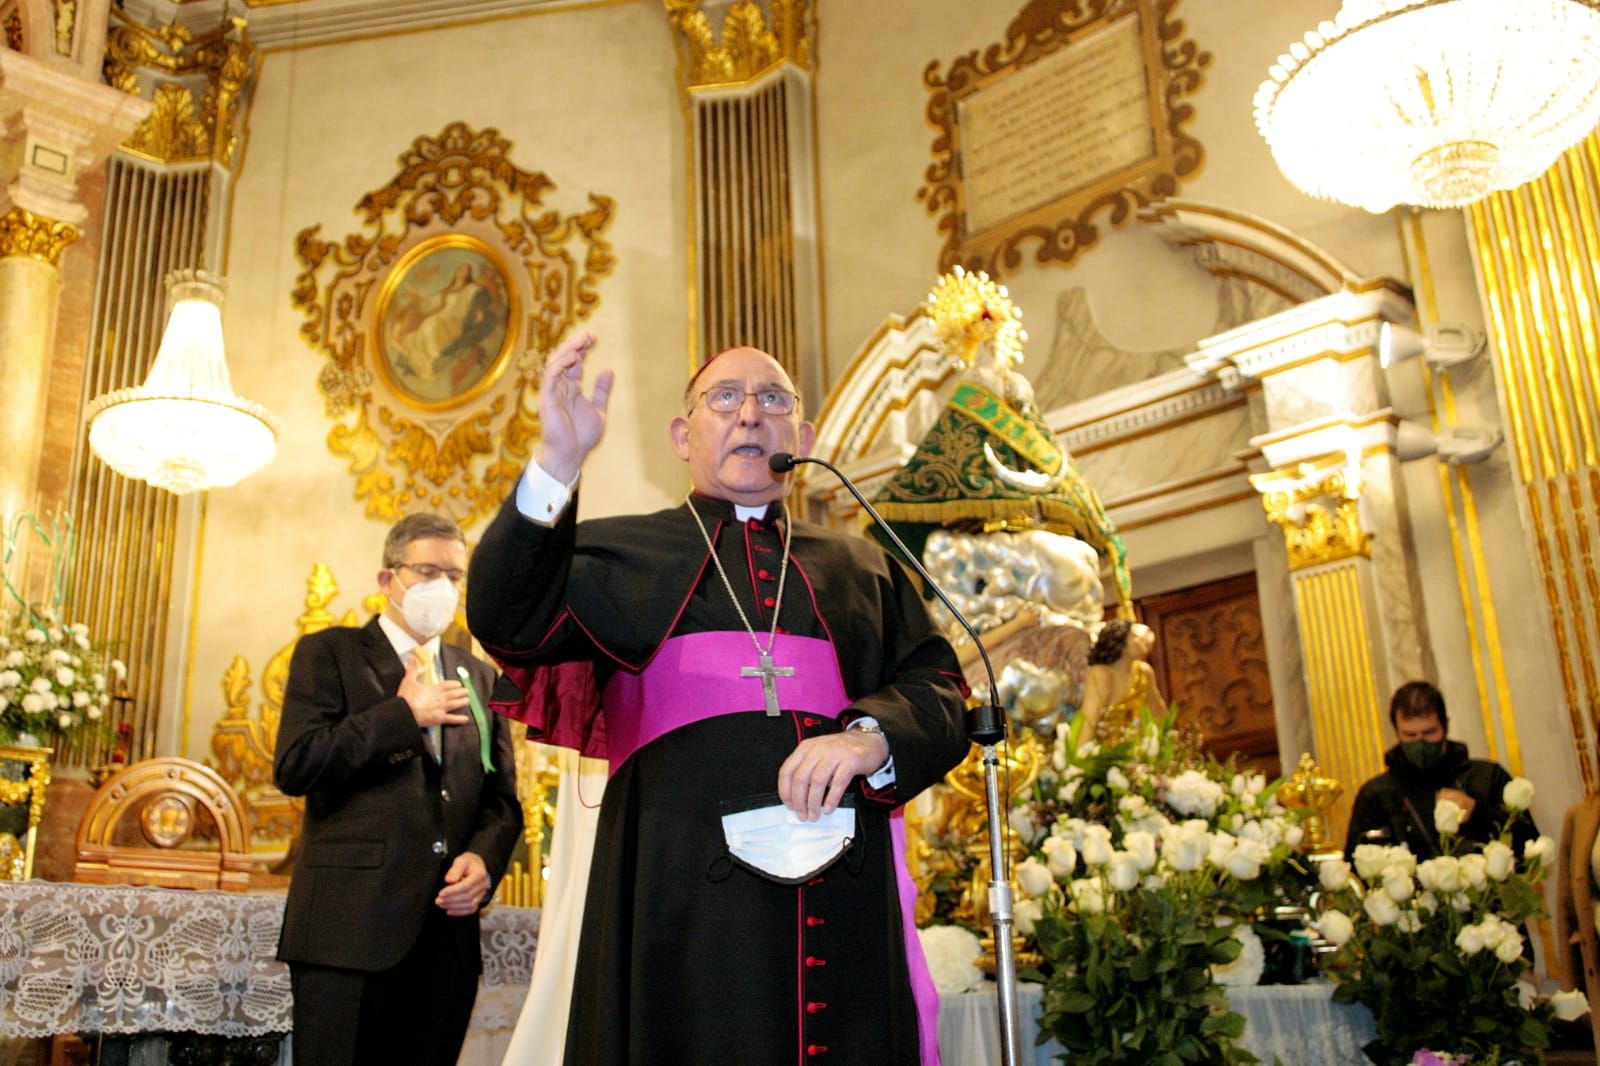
[[292, 122, 616, 527], [372, 234, 521, 413], [917, 0, 1209, 276]]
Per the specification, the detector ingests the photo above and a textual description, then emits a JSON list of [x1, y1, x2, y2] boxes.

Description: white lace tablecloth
[[939, 980, 1378, 1065], [0, 881, 537, 1039]]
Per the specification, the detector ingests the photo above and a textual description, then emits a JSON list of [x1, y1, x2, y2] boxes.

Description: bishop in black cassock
[[468, 337, 970, 1066]]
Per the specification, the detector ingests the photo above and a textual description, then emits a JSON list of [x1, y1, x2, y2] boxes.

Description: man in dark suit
[[275, 513, 523, 1066]]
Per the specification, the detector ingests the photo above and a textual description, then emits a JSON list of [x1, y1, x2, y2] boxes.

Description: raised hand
[[536, 330, 613, 483]]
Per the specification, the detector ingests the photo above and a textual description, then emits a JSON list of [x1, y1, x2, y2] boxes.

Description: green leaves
[[1034, 883, 1258, 1064]]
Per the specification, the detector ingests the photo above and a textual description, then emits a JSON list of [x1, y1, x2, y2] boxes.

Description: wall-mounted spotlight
[[1395, 419, 1503, 466], [1379, 322, 1487, 370]]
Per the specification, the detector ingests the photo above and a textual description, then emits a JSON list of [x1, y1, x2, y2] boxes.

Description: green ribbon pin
[[456, 665, 496, 774]]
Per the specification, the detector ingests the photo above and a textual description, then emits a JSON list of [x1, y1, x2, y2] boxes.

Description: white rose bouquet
[[1, 513, 124, 748], [1022, 708, 1310, 1064], [1315, 779, 1587, 1062]]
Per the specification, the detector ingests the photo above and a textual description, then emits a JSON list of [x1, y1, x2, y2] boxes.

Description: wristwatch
[[846, 717, 893, 776]]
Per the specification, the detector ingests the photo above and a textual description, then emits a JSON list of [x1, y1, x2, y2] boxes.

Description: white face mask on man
[[395, 575, 459, 639]]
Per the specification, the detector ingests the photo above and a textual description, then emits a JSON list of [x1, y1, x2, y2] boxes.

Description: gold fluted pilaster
[[1394, 210, 1522, 778], [1293, 561, 1388, 844], [0, 207, 80, 266], [1468, 129, 1600, 792]]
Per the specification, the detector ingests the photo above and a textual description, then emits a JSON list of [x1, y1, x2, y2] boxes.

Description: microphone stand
[[772, 452, 1023, 1066]]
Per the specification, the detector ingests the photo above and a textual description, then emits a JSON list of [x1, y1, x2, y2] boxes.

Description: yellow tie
[[413, 644, 440, 684], [413, 645, 442, 758]]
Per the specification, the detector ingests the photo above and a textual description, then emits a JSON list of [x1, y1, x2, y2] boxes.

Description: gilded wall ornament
[[918, 0, 1208, 276], [291, 122, 616, 526], [106, 12, 256, 166], [663, 0, 812, 88], [1252, 460, 1373, 570], [5, 10, 23, 52], [0, 207, 80, 265]]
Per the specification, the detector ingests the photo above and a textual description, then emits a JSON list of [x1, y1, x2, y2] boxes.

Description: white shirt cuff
[[847, 716, 897, 789], [515, 460, 577, 525]]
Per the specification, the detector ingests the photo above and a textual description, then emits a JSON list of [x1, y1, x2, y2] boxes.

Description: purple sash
[[600, 632, 848, 771]]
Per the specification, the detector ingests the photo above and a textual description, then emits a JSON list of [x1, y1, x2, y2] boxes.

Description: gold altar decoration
[[0, 207, 79, 266], [663, 0, 812, 88], [494, 741, 562, 908], [917, 0, 1208, 276], [926, 266, 1026, 373], [1251, 457, 1371, 570], [908, 731, 1043, 971], [106, 9, 256, 167], [205, 563, 367, 861], [1255, 0, 1600, 212], [291, 121, 616, 527], [1277, 752, 1343, 858], [4, 11, 23, 52], [0, 745, 52, 881]]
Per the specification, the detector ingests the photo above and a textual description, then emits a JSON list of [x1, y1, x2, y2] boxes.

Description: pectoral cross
[[742, 652, 795, 717]]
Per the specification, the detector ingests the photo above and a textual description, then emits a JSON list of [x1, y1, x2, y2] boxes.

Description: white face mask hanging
[[398, 576, 459, 640], [720, 793, 857, 884]]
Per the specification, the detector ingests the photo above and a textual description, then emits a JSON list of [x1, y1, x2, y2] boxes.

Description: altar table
[[938, 980, 1379, 1065], [0, 881, 538, 1064]]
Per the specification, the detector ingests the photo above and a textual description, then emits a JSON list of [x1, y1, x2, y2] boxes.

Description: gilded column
[[0, 208, 75, 516], [1190, 284, 1432, 840], [1467, 132, 1600, 792]]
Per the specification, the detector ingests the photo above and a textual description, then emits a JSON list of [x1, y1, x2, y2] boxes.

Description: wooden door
[[1138, 572, 1279, 778]]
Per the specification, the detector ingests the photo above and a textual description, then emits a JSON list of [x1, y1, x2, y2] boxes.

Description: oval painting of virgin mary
[[375, 236, 517, 409]]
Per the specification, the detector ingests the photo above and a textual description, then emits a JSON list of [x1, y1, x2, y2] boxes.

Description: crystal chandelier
[[1254, 0, 1600, 212], [87, 270, 279, 495]]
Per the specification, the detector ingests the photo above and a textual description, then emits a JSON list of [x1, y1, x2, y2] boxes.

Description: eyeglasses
[[393, 562, 466, 585], [693, 385, 798, 415]]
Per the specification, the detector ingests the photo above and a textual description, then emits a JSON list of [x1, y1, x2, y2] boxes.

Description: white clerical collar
[[734, 503, 768, 523]]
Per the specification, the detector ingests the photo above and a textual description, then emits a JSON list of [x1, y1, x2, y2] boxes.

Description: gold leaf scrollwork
[[917, 0, 1208, 276], [5, 10, 24, 52], [1253, 461, 1373, 570], [663, 0, 813, 89], [0, 207, 80, 266], [106, 12, 257, 167], [291, 122, 616, 527], [128, 83, 210, 161]]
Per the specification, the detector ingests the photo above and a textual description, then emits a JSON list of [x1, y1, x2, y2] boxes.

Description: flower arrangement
[[0, 513, 123, 748], [1014, 708, 1309, 1063], [1313, 780, 1590, 1063]]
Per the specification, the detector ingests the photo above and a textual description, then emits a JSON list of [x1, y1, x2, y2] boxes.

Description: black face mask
[[1401, 738, 1446, 771]]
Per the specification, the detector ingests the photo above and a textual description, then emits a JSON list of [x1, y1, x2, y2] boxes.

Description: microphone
[[774, 449, 1025, 1066], [768, 452, 1004, 745]]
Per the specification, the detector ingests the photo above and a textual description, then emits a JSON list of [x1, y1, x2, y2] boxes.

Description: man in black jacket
[[274, 513, 523, 1066], [1345, 680, 1535, 859]]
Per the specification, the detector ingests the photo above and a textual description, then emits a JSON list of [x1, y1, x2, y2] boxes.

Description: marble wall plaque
[[958, 15, 1152, 235]]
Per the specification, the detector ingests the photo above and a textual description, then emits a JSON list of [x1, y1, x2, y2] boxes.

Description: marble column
[[1188, 284, 1430, 839]]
